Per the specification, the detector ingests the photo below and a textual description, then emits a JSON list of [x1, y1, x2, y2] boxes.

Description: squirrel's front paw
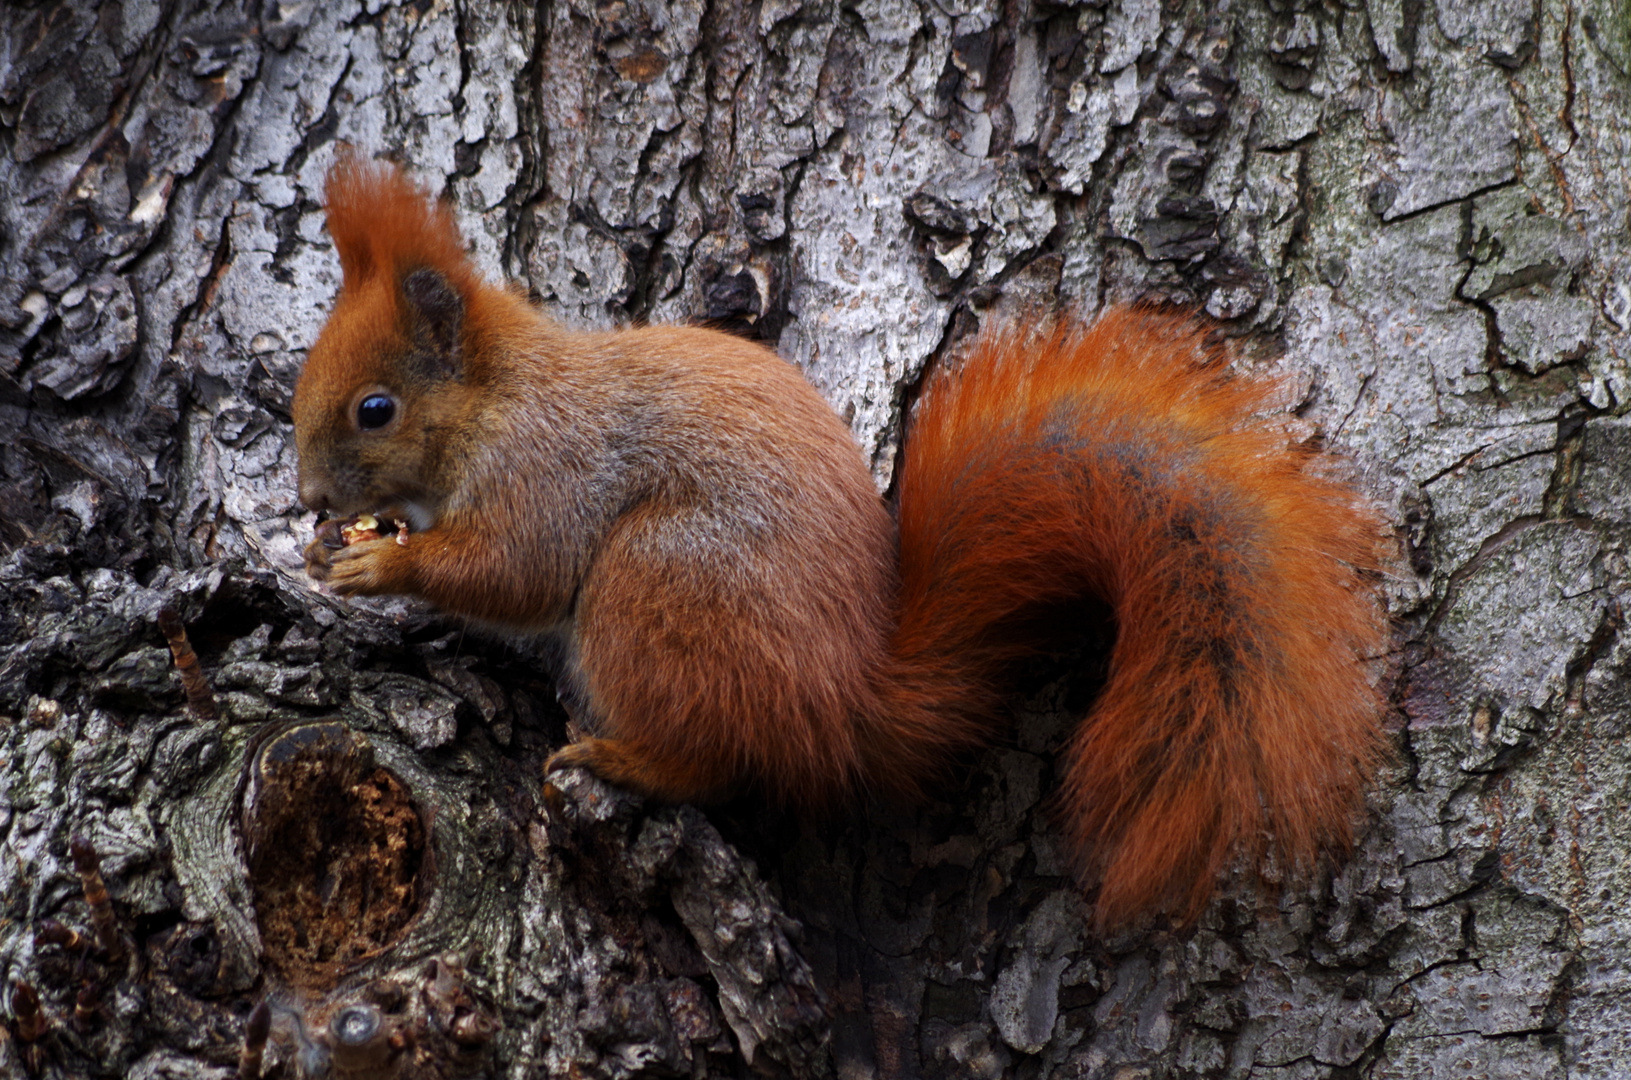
[[302, 526, 340, 582], [326, 538, 407, 596]]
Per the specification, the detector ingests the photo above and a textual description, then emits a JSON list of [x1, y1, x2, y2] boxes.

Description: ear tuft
[[324, 156, 472, 295]]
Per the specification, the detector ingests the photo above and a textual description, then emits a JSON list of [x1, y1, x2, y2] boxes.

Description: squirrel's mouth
[[313, 512, 413, 550]]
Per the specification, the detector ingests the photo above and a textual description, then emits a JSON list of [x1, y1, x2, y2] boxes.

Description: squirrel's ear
[[402, 267, 464, 379]]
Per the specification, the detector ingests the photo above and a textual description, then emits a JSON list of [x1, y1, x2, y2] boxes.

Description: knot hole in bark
[[240, 722, 429, 993]]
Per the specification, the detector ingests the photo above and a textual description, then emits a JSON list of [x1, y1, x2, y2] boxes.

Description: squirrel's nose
[[299, 483, 331, 514]]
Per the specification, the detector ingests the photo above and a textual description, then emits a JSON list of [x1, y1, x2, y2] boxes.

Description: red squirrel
[[293, 159, 1387, 929]]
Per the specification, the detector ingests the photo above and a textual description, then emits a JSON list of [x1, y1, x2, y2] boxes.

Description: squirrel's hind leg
[[543, 736, 735, 804], [557, 500, 877, 809]]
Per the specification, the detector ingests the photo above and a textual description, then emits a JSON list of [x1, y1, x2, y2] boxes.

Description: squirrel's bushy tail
[[876, 308, 1388, 929]]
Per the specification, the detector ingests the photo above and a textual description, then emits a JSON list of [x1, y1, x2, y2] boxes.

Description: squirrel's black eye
[[356, 394, 396, 430]]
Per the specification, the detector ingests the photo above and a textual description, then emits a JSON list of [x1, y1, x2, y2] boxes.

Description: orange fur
[[323, 158, 475, 292], [293, 161, 1388, 931], [893, 314, 1387, 928]]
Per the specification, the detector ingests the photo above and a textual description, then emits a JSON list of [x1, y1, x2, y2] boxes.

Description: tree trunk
[[1, 0, 1626, 1076]]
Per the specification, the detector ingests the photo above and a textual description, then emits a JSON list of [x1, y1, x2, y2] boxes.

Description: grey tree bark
[[1, 0, 1627, 1077]]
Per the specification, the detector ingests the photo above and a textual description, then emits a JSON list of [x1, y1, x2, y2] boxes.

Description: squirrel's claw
[[302, 535, 336, 581]]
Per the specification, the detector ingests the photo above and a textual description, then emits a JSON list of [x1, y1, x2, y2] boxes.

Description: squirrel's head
[[293, 159, 482, 528]]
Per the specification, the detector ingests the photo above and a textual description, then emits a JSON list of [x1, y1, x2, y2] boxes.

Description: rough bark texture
[[1, 0, 1628, 1077]]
